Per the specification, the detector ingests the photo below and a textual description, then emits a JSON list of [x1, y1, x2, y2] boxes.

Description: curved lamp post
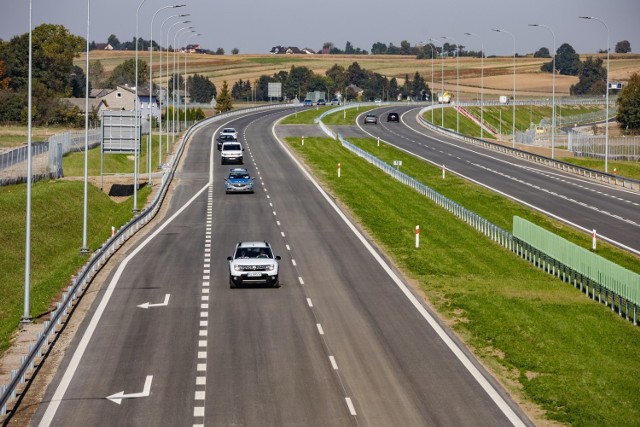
[[580, 16, 610, 173], [159, 13, 189, 166], [464, 32, 484, 138], [492, 28, 516, 147], [426, 42, 437, 122], [529, 24, 556, 159], [81, 0, 91, 254], [184, 33, 201, 130], [133, 0, 148, 212], [429, 38, 445, 127], [148, 5, 186, 184], [442, 36, 460, 133], [166, 21, 191, 151], [173, 28, 195, 141], [23, 0, 34, 322]]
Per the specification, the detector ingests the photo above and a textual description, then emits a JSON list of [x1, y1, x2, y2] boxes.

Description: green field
[[284, 133, 640, 426]]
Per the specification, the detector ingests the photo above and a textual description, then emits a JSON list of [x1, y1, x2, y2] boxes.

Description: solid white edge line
[[271, 120, 527, 427]]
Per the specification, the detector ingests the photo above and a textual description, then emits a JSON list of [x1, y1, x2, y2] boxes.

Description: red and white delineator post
[[415, 225, 420, 248], [592, 229, 597, 250], [338, 163, 341, 178]]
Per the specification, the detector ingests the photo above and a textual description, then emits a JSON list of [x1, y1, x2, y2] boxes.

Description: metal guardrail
[[0, 103, 292, 419], [315, 108, 639, 330], [416, 106, 640, 192]]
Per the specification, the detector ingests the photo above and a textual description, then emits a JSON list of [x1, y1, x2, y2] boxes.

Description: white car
[[220, 141, 243, 165], [228, 241, 281, 288], [220, 127, 238, 140]]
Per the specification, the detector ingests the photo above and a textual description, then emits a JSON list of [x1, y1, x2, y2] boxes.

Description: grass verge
[[284, 135, 640, 426], [0, 180, 150, 355]]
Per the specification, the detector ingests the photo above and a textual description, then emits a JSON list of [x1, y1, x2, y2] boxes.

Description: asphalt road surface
[[31, 107, 531, 426], [352, 106, 640, 255]]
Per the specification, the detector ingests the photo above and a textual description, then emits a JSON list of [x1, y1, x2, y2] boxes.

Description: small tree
[[533, 47, 550, 58], [615, 40, 631, 54], [215, 47, 225, 55], [543, 43, 580, 76], [231, 48, 239, 55], [616, 72, 640, 134], [188, 74, 216, 103], [570, 56, 607, 95], [215, 80, 233, 113]]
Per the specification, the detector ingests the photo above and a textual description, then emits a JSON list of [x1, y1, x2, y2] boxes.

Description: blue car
[[224, 168, 254, 194]]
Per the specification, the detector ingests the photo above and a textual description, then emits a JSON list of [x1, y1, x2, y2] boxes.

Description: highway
[[31, 107, 530, 426], [352, 106, 640, 255]]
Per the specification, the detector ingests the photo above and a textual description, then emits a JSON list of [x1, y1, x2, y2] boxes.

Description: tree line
[[1, 24, 636, 132]]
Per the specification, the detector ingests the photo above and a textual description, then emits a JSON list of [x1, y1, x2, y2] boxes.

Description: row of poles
[[22, 0, 202, 322], [424, 16, 610, 171]]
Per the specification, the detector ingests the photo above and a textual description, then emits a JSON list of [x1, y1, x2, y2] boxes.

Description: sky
[[1, 0, 639, 57]]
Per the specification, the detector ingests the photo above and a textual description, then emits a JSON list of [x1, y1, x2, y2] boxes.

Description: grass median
[[284, 135, 640, 426]]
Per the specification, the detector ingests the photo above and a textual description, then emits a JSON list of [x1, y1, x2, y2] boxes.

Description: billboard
[[101, 110, 141, 153], [268, 82, 282, 98]]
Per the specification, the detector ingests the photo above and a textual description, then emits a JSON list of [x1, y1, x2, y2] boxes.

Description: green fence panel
[[513, 216, 640, 305]]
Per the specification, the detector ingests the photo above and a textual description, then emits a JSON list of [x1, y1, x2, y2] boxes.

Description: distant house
[[269, 45, 315, 55], [97, 85, 136, 111], [93, 43, 113, 50], [185, 44, 200, 53], [91, 85, 160, 120]]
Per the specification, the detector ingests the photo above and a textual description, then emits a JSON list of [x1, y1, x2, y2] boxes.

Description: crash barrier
[[0, 103, 292, 419], [417, 107, 640, 192], [332, 132, 639, 327]]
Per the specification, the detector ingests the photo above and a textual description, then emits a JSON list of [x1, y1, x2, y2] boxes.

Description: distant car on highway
[[228, 241, 281, 288], [224, 168, 254, 194], [303, 99, 313, 106], [387, 112, 400, 122], [220, 127, 238, 139], [330, 98, 340, 105], [216, 133, 237, 150], [364, 113, 378, 124], [316, 99, 326, 106]]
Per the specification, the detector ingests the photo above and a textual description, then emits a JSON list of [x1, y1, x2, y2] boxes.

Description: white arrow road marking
[[106, 375, 153, 405], [137, 294, 170, 309]]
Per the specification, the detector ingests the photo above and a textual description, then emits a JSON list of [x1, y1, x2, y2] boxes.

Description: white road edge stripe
[[271, 121, 527, 427]]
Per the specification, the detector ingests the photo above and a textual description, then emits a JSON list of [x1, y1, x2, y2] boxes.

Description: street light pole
[[429, 38, 445, 127], [427, 42, 436, 123], [81, 0, 91, 254], [442, 36, 460, 133], [159, 14, 189, 167], [492, 29, 516, 147], [166, 21, 191, 154], [173, 28, 194, 143], [22, 0, 34, 323], [529, 24, 556, 159], [184, 33, 201, 130], [464, 32, 484, 139], [149, 5, 185, 185], [580, 16, 610, 173], [133, 0, 148, 213]]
